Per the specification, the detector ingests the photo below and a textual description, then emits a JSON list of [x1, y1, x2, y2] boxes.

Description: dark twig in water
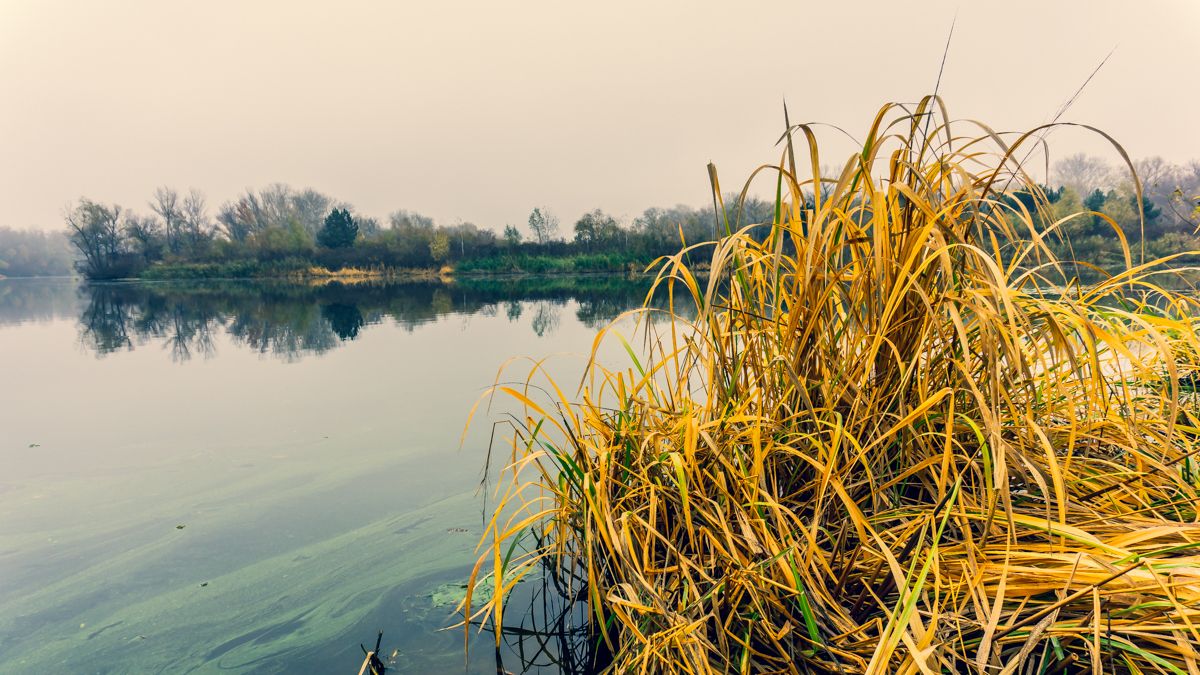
[[355, 630, 386, 675]]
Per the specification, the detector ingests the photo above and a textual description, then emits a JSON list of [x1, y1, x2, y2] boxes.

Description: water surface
[[0, 276, 654, 673]]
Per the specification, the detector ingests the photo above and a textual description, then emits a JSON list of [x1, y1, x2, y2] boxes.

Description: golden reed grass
[[467, 98, 1200, 674]]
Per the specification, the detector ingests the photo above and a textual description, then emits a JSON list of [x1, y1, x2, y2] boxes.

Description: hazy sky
[[2, 0, 1197, 232]]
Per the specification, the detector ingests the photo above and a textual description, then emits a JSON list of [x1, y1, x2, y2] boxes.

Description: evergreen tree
[[1083, 189, 1107, 212], [1130, 192, 1162, 224], [316, 208, 358, 248], [1083, 189, 1108, 232]]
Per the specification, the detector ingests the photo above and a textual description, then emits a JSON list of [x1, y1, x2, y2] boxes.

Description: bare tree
[[216, 197, 255, 242], [1053, 153, 1114, 196], [389, 209, 434, 231], [1135, 157, 1177, 192], [291, 188, 332, 236], [262, 184, 295, 227], [1183, 161, 1200, 191], [150, 187, 183, 254], [356, 215, 381, 238], [215, 186, 304, 242], [124, 213, 165, 261], [633, 204, 708, 248], [65, 199, 127, 277], [180, 189, 211, 250], [528, 207, 560, 244]]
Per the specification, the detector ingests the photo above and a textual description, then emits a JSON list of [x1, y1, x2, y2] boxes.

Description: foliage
[[137, 258, 310, 280], [247, 221, 314, 260], [429, 231, 451, 262], [573, 209, 621, 250], [56, 154, 1200, 281], [317, 208, 359, 249], [1131, 191, 1163, 224], [469, 99, 1200, 673]]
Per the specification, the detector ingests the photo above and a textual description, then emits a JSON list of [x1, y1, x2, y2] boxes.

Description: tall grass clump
[[468, 98, 1200, 673]]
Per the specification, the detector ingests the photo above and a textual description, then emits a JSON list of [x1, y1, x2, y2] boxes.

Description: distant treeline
[[57, 184, 773, 280], [0, 228, 73, 277], [1011, 154, 1200, 268], [2, 153, 1197, 280]]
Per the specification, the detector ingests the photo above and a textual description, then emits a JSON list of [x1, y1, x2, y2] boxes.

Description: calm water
[[0, 276, 654, 674]]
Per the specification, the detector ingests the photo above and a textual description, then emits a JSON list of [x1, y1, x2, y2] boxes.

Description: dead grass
[[467, 98, 1200, 674]]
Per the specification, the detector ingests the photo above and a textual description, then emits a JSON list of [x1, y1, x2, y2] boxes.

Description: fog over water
[[2, 0, 1197, 232]]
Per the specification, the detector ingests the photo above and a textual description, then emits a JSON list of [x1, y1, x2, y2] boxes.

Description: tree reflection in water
[[0, 278, 81, 326], [482, 557, 612, 675], [530, 300, 563, 337], [70, 276, 677, 362], [320, 302, 365, 340]]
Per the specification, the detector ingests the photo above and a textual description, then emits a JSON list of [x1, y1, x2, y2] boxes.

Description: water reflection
[[485, 561, 609, 675], [0, 274, 689, 674], [0, 277, 81, 326], [59, 276, 664, 361]]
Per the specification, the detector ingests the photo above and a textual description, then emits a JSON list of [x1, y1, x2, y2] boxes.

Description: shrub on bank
[[139, 258, 310, 280]]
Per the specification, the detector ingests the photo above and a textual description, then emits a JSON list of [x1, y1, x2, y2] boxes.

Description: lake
[[0, 276, 657, 674]]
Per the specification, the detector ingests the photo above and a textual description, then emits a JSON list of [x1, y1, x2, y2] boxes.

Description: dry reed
[[467, 98, 1200, 674]]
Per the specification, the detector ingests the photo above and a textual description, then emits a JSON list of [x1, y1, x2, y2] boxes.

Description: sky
[[1, 0, 1197, 233]]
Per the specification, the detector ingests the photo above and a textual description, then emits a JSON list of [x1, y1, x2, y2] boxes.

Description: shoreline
[[93, 258, 666, 283]]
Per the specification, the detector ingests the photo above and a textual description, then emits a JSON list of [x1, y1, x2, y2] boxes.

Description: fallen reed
[[468, 98, 1200, 674]]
